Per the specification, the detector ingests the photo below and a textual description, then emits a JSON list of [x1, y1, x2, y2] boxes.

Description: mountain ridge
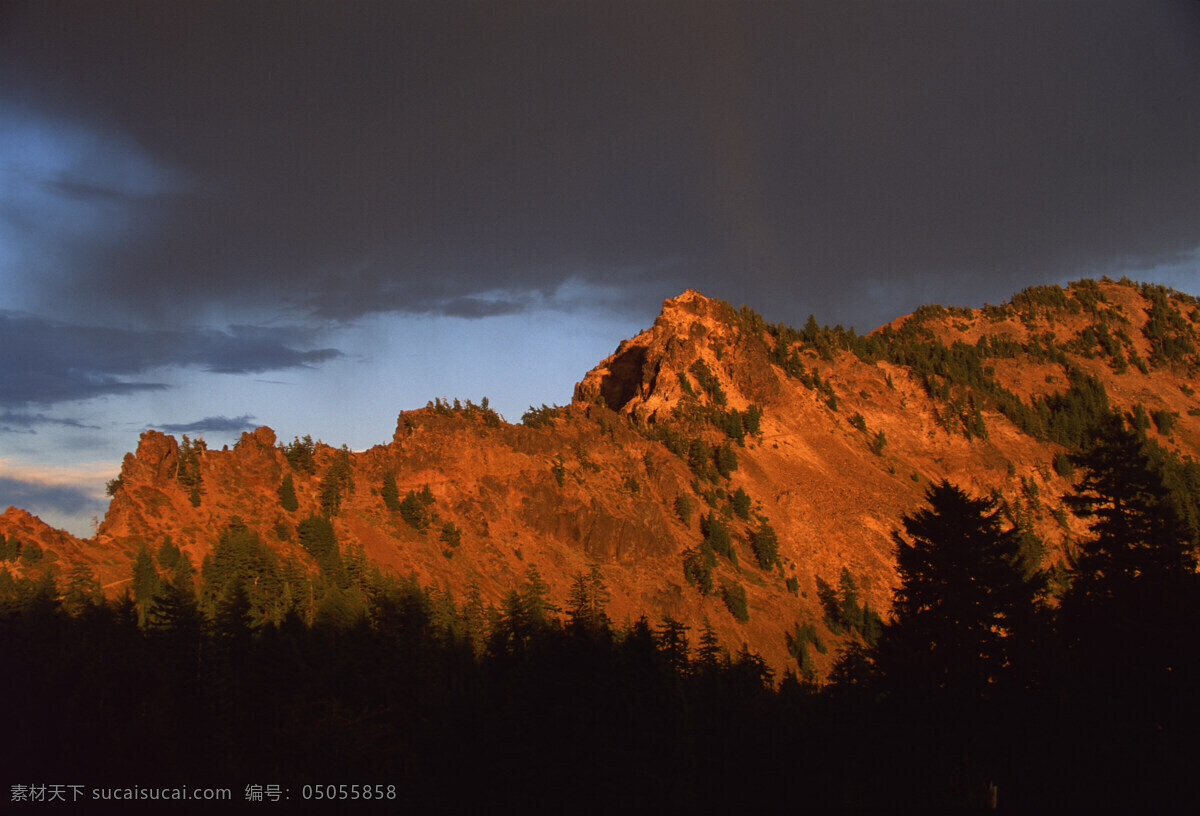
[[5, 276, 1200, 674]]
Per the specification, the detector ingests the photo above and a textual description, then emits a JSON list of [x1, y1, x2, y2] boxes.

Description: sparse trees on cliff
[[297, 514, 342, 579], [674, 493, 694, 526], [318, 446, 354, 517], [715, 442, 738, 478], [176, 435, 204, 507], [399, 485, 435, 531], [720, 578, 749, 621], [682, 543, 715, 595], [283, 435, 316, 473]]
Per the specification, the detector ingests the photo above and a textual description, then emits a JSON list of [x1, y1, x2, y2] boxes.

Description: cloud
[[185, 327, 342, 374], [0, 459, 113, 519], [0, 412, 99, 434], [155, 415, 258, 434], [0, 475, 104, 517], [2, 1, 1198, 334], [0, 311, 343, 407]]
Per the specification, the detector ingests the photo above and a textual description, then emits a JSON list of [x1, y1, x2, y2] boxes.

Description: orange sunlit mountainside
[[5, 278, 1199, 808]]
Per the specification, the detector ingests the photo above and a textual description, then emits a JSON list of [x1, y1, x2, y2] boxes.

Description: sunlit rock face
[[8, 279, 1200, 675]]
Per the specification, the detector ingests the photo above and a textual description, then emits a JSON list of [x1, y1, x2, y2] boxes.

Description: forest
[[3, 405, 1197, 810]]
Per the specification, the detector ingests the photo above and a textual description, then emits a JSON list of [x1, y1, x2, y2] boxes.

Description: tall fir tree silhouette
[[867, 479, 1042, 698], [1059, 415, 1199, 685]]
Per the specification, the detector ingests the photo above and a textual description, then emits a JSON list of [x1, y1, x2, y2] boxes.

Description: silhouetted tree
[[566, 565, 610, 634], [695, 618, 727, 671], [869, 480, 1042, 698], [1059, 415, 1200, 681]]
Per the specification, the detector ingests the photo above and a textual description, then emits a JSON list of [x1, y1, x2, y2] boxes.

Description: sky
[[2, 0, 1199, 536]]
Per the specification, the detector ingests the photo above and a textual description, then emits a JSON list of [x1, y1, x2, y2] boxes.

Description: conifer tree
[[157, 535, 182, 571], [461, 581, 489, 654], [696, 619, 726, 671], [520, 565, 557, 627], [730, 487, 752, 519], [566, 564, 611, 634], [837, 568, 864, 634], [214, 579, 255, 644], [1059, 416, 1200, 680], [715, 442, 738, 478], [61, 563, 102, 615], [131, 542, 160, 626], [868, 479, 1042, 697], [277, 473, 299, 512], [750, 520, 780, 569], [655, 617, 691, 674], [566, 572, 593, 632], [380, 471, 400, 512], [148, 577, 208, 682]]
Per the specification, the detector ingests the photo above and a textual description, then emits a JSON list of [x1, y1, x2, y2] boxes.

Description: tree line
[[2, 408, 1197, 807]]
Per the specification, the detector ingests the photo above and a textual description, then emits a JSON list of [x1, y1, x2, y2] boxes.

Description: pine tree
[[1059, 416, 1200, 679], [213, 579, 255, 644], [837, 567, 864, 634], [682, 543, 715, 595], [157, 535, 182, 571], [750, 520, 780, 570], [868, 479, 1043, 698], [380, 471, 400, 512], [131, 542, 161, 626], [730, 487, 752, 519], [277, 473, 299, 512], [61, 563, 103, 615], [520, 565, 557, 627], [566, 572, 592, 631], [696, 618, 724, 670], [655, 617, 691, 675], [565, 564, 611, 635], [147, 576, 208, 674], [1063, 416, 1197, 597], [319, 446, 354, 516], [176, 434, 204, 506], [715, 442, 738, 478], [461, 581, 489, 654]]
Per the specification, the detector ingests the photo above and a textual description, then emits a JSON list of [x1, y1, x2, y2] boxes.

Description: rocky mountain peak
[[119, 429, 180, 485], [574, 289, 775, 423]]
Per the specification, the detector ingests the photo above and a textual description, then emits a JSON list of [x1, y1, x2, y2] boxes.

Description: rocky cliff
[[5, 277, 1200, 674]]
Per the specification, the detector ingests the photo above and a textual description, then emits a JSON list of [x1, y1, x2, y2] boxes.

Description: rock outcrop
[[8, 278, 1200, 674]]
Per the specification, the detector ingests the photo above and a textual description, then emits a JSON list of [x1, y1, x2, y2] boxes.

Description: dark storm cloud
[[0, 311, 342, 407], [0, 412, 98, 434], [155, 415, 258, 435], [0, 475, 104, 518], [2, 0, 1199, 332]]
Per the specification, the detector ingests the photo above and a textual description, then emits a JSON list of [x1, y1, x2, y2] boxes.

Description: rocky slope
[[5, 277, 1200, 674]]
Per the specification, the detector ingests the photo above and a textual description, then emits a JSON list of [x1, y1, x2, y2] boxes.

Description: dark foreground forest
[[3, 414, 1198, 809]]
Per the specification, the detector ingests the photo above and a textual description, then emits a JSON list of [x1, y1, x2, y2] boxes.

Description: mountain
[[5, 276, 1200, 674]]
